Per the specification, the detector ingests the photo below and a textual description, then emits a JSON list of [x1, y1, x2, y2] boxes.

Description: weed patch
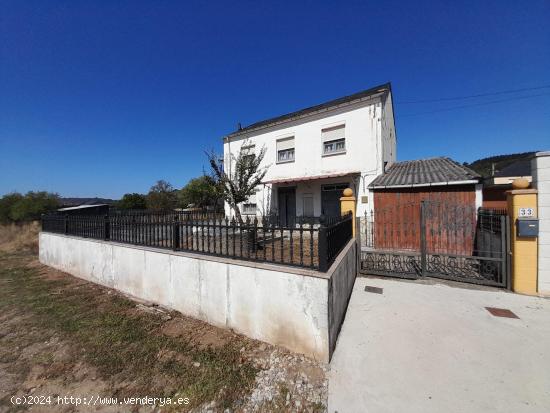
[[0, 252, 258, 410]]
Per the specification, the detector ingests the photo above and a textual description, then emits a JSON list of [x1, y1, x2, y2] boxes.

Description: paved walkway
[[329, 276, 550, 413]]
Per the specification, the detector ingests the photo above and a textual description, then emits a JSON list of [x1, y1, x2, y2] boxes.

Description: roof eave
[[223, 83, 391, 142]]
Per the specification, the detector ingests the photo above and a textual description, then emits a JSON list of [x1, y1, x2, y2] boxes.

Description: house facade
[[223, 83, 396, 223]]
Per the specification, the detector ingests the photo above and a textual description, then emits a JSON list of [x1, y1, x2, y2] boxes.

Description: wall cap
[[40, 232, 355, 281], [506, 189, 538, 195]]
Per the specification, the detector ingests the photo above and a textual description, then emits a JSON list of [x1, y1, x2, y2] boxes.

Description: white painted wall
[[532, 151, 550, 296], [475, 184, 483, 211], [223, 91, 396, 217], [380, 90, 397, 169], [39, 233, 357, 361]]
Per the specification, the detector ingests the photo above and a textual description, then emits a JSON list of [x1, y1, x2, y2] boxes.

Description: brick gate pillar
[[340, 188, 356, 238], [507, 179, 538, 295]]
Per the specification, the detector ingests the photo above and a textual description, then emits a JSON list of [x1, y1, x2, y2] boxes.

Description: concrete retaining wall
[[328, 239, 357, 357], [39, 232, 356, 361]]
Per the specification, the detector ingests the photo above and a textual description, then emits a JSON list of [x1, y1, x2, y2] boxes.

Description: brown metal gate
[[359, 202, 511, 288]]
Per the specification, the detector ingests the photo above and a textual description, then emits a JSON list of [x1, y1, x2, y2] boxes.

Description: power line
[[399, 92, 550, 117], [396, 84, 550, 104]]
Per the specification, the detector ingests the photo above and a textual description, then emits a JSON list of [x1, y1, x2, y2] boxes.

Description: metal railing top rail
[[43, 211, 351, 226]]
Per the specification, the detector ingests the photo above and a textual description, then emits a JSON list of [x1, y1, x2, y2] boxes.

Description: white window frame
[[242, 203, 257, 215], [241, 144, 256, 163], [322, 125, 346, 156], [323, 138, 346, 155], [277, 148, 295, 163], [276, 137, 295, 164]]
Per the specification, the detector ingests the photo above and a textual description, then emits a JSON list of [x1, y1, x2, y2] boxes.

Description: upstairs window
[[323, 139, 345, 155], [322, 125, 345, 155], [241, 144, 255, 164], [276, 137, 295, 163], [278, 148, 295, 163]]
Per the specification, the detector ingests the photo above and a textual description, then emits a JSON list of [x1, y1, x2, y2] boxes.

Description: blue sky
[[1, 0, 549, 199]]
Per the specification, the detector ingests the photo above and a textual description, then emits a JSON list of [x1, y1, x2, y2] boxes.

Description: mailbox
[[516, 218, 539, 238]]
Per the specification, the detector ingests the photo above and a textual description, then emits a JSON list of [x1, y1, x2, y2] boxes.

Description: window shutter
[[276, 137, 295, 151], [322, 125, 345, 142]]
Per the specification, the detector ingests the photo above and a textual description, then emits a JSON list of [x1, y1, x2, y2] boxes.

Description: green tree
[[146, 180, 177, 210], [178, 176, 220, 209], [207, 141, 268, 223], [0, 192, 24, 223], [6, 191, 60, 222], [117, 193, 147, 210]]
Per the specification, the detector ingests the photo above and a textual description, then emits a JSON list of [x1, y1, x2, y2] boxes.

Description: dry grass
[[0, 251, 260, 411], [0, 221, 40, 254], [0, 224, 262, 411], [0, 223, 328, 412]]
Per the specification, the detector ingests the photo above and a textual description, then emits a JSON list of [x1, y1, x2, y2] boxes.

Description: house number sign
[[518, 207, 534, 217]]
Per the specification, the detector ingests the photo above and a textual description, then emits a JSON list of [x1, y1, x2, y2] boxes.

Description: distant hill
[[59, 197, 117, 207], [464, 152, 536, 178]]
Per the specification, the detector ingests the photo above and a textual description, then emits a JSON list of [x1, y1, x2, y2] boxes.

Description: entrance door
[[278, 187, 296, 226], [321, 183, 348, 217]]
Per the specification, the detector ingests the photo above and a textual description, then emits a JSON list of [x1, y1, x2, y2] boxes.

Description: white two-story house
[[223, 83, 397, 225]]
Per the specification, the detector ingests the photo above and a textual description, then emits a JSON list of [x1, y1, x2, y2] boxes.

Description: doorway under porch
[[262, 172, 360, 224]]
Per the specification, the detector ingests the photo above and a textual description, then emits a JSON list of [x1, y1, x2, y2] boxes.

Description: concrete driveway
[[329, 276, 550, 413]]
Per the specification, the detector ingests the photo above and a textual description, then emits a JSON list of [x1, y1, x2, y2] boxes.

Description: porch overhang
[[263, 171, 360, 185]]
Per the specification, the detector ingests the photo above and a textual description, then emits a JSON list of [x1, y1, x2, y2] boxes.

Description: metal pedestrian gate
[[359, 202, 511, 288]]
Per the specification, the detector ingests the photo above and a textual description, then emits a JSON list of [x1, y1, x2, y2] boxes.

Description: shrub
[[0, 191, 60, 223], [117, 193, 147, 210]]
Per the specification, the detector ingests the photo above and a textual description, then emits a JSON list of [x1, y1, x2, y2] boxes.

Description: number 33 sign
[[519, 207, 534, 217]]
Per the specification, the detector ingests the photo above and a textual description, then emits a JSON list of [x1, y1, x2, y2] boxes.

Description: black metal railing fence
[[42, 211, 354, 272], [318, 212, 353, 272]]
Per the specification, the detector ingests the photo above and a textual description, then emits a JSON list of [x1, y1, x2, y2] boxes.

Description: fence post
[[318, 225, 328, 272], [104, 215, 110, 241], [64, 214, 69, 235], [420, 202, 427, 276], [340, 188, 356, 238], [355, 216, 361, 273], [500, 215, 508, 289], [173, 215, 180, 251]]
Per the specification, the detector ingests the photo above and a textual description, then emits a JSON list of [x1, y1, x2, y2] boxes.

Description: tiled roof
[[369, 157, 481, 188], [226, 83, 391, 139]]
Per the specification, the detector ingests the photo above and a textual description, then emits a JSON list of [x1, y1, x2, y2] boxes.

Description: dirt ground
[[0, 223, 327, 412]]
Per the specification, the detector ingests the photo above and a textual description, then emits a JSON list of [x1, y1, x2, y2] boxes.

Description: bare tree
[[146, 180, 177, 210], [206, 141, 268, 224]]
